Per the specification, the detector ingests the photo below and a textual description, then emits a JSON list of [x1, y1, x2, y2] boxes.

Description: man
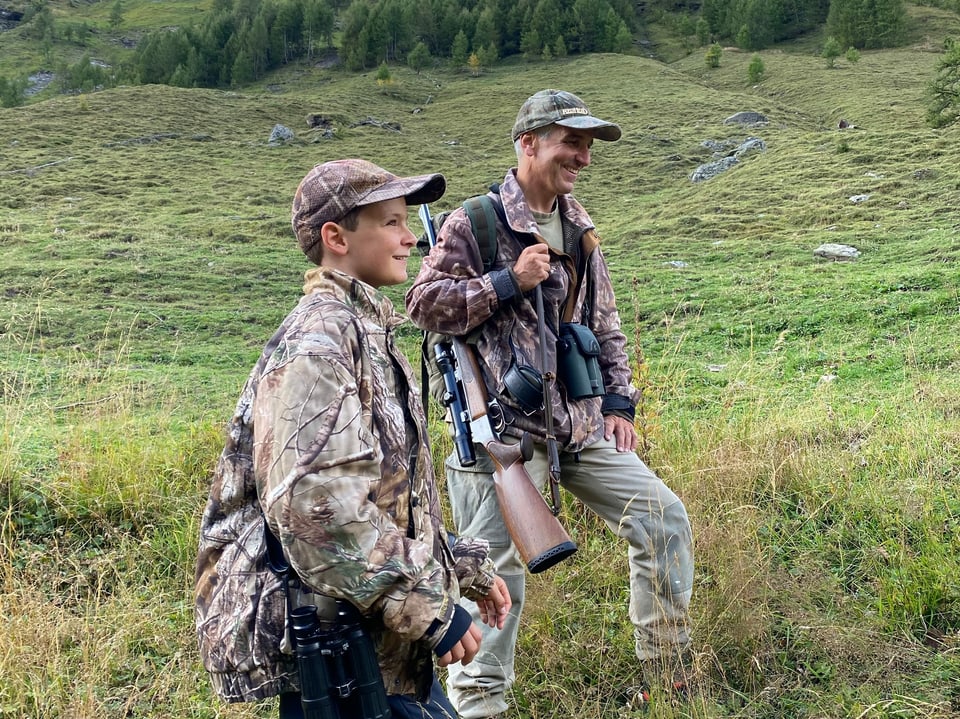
[[196, 159, 510, 719], [406, 90, 694, 716]]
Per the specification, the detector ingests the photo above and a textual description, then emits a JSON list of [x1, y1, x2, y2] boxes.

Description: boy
[[196, 159, 510, 719]]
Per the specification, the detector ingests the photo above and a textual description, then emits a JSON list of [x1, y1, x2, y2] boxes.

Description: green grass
[[3, 3, 960, 717]]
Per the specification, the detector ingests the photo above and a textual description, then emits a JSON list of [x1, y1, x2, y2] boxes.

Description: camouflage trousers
[[443, 435, 693, 719]]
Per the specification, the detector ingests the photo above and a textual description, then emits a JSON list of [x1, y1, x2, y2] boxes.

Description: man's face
[[339, 197, 416, 288], [525, 125, 594, 199]]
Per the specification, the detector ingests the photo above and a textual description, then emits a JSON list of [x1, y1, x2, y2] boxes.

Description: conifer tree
[[822, 35, 841, 67], [468, 51, 481, 76], [748, 53, 765, 83], [826, 0, 906, 50], [705, 42, 722, 68], [109, 0, 124, 29], [478, 42, 498, 69], [554, 34, 567, 58], [0, 76, 26, 108], [408, 41, 431, 73], [521, 28, 542, 59], [451, 30, 469, 69], [927, 37, 960, 128]]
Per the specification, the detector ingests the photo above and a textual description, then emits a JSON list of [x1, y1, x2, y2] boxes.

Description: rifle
[[435, 341, 476, 468], [418, 204, 577, 574], [535, 285, 562, 517]]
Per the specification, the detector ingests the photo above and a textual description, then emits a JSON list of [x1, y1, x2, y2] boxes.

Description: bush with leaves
[[0, 76, 27, 108], [375, 61, 393, 88]]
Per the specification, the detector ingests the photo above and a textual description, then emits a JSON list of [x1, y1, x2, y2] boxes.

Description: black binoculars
[[289, 602, 390, 719]]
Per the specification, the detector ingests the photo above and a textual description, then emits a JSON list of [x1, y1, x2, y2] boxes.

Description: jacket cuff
[[490, 268, 520, 303], [461, 557, 497, 602], [427, 605, 473, 656], [449, 535, 495, 600], [601, 393, 635, 420]]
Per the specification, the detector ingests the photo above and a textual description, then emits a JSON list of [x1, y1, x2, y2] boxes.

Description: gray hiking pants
[[444, 436, 693, 718]]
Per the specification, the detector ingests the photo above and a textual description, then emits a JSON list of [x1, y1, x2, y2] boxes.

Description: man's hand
[[477, 575, 512, 630], [436, 623, 482, 667], [604, 414, 638, 453], [512, 244, 550, 292]]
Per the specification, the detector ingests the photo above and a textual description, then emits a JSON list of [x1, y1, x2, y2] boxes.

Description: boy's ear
[[320, 221, 350, 256]]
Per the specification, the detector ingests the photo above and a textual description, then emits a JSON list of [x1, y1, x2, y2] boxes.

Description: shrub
[[823, 35, 842, 68], [706, 42, 723, 68], [748, 53, 765, 83]]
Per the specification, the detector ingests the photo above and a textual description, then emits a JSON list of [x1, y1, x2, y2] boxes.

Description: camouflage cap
[[292, 159, 446, 264], [511, 89, 621, 142]]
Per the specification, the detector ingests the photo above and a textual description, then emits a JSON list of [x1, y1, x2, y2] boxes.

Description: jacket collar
[[302, 267, 405, 331]]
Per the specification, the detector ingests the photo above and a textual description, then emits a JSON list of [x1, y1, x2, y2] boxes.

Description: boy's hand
[[477, 575, 512, 630], [436, 623, 482, 667]]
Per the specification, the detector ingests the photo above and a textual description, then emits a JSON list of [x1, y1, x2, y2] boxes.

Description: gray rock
[[734, 136, 766, 158], [690, 156, 738, 182], [268, 124, 295, 145], [25, 70, 54, 97], [814, 243, 860, 261], [723, 111, 768, 126], [849, 194, 871, 204], [691, 136, 766, 181], [701, 139, 738, 154]]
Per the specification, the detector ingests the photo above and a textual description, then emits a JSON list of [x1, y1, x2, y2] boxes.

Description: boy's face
[[338, 197, 417, 288]]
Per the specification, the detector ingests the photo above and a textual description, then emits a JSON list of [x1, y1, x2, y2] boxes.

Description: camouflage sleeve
[[253, 323, 452, 645], [448, 535, 496, 601], [405, 210, 502, 336], [589, 246, 642, 406]]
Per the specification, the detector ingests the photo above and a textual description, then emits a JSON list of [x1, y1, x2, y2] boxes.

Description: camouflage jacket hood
[[406, 169, 641, 452], [196, 268, 494, 702]]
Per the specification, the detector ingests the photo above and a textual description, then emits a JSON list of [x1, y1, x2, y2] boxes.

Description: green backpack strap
[[462, 194, 499, 273], [419, 192, 500, 414]]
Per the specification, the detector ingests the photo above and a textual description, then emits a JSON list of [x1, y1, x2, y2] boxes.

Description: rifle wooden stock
[[449, 338, 577, 574]]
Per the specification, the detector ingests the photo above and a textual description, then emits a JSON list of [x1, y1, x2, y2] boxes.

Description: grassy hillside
[[3, 4, 960, 718]]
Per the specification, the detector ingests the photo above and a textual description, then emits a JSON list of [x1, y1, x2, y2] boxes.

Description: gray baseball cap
[[292, 159, 445, 264], [511, 89, 621, 142]]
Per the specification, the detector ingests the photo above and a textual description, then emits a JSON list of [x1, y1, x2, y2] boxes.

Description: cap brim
[[361, 173, 446, 208], [556, 116, 622, 141]]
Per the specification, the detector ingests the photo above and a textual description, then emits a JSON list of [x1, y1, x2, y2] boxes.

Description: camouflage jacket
[[406, 169, 641, 453], [196, 268, 495, 702]]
